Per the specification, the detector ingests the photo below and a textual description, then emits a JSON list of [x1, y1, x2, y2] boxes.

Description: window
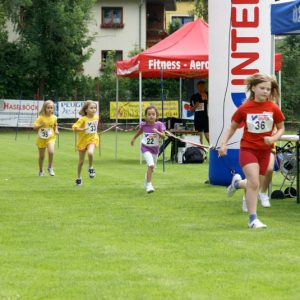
[[101, 50, 123, 69], [171, 16, 193, 26], [101, 7, 124, 28]]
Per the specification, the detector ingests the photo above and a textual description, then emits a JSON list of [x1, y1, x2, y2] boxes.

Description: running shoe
[[146, 182, 155, 193], [248, 219, 267, 229], [75, 178, 82, 186], [47, 167, 55, 176], [258, 192, 271, 208], [227, 174, 242, 197], [88, 168, 96, 179]]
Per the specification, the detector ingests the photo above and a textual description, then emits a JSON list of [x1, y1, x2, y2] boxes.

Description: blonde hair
[[39, 100, 55, 116], [245, 73, 280, 102], [144, 105, 159, 120], [79, 100, 97, 116]]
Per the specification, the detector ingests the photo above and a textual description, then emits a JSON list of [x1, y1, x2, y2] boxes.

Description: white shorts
[[143, 151, 158, 167]]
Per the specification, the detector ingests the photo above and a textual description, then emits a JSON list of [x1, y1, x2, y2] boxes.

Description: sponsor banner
[[57, 101, 98, 119], [181, 101, 194, 120], [110, 101, 178, 119], [57, 101, 84, 119], [209, 0, 273, 149], [145, 58, 209, 73], [0, 99, 44, 127]]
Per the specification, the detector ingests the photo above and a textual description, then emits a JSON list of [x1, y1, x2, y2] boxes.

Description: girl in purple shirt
[[131, 105, 166, 193]]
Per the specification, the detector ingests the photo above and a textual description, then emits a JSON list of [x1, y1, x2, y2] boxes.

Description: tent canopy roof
[[117, 19, 209, 78], [117, 19, 282, 79]]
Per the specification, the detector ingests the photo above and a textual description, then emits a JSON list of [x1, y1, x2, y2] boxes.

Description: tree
[[168, 18, 181, 34], [193, 0, 208, 22], [2, 0, 96, 98], [276, 35, 300, 121]]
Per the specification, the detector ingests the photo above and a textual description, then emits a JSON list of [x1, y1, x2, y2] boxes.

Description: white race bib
[[85, 121, 98, 134], [141, 132, 159, 147], [246, 113, 274, 134], [195, 103, 204, 112], [39, 128, 53, 139]]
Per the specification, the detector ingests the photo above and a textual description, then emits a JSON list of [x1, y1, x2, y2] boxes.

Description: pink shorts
[[239, 148, 271, 176]]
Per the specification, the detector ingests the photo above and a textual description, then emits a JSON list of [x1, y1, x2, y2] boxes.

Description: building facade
[[165, 0, 195, 31], [84, 0, 176, 77]]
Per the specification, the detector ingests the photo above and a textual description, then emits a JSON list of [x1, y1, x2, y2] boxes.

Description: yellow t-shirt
[[72, 115, 99, 150], [34, 114, 57, 148]]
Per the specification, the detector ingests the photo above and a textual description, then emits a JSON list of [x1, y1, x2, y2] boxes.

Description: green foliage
[[1, 0, 96, 98], [168, 18, 181, 34], [193, 0, 208, 22], [276, 36, 300, 121]]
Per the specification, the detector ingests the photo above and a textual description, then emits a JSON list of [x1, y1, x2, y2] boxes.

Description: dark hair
[[144, 105, 159, 118], [197, 80, 206, 85]]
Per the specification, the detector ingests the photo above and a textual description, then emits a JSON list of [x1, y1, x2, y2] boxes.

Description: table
[[278, 134, 300, 203]]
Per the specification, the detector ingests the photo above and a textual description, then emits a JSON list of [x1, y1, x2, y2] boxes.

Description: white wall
[[5, 20, 20, 42], [83, 0, 146, 77]]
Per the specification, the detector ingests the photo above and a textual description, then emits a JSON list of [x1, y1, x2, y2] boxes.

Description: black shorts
[[194, 116, 209, 132]]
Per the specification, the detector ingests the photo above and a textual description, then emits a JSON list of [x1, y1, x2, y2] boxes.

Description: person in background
[[33, 100, 59, 176], [189, 80, 209, 145], [72, 100, 99, 186]]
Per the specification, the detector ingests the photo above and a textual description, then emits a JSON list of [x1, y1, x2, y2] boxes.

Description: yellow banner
[[110, 101, 178, 119]]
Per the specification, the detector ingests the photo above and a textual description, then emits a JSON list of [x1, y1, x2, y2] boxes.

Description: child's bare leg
[[77, 150, 86, 178], [146, 165, 154, 183], [260, 153, 274, 194], [87, 144, 96, 168], [47, 143, 55, 168], [38, 147, 46, 172], [243, 163, 260, 214]]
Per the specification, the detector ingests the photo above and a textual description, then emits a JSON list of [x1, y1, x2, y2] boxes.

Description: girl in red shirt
[[218, 73, 285, 229]]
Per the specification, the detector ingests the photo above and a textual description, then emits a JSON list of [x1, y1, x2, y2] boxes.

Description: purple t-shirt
[[140, 121, 166, 154]]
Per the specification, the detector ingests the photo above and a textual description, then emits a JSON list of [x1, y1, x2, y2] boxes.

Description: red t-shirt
[[232, 100, 285, 150]]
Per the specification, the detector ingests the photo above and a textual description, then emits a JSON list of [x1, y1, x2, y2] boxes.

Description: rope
[[165, 130, 209, 151], [57, 124, 118, 134]]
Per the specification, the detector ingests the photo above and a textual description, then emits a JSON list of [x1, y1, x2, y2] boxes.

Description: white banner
[[0, 99, 44, 127], [57, 101, 98, 119], [209, 0, 273, 149]]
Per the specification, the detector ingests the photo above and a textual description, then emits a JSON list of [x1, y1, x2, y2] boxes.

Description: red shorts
[[239, 148, 271, 176]]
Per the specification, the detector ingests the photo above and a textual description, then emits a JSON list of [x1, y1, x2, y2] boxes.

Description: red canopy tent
[[117, 19, 209, 78], [114, 19, 283, 160], [116, 19, 282, 78]]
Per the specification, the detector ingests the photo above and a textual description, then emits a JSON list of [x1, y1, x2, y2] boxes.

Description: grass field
[[0, 130, 299, 300]]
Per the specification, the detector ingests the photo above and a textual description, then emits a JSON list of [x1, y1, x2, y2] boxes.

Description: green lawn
[[0, 130, 299, 300]]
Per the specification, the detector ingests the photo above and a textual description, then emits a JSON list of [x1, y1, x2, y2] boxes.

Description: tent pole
[[139, 71, 142, 164], [271, 34, 275, 75], [115, 76, 119, 160], [278, 70, 282, 109], [160, 69, 165, 173], [179, 78, 182, 119]]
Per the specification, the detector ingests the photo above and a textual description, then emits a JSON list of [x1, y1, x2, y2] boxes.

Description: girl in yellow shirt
[[33, 100, 58, 176], [72, 100, 99, 186]]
